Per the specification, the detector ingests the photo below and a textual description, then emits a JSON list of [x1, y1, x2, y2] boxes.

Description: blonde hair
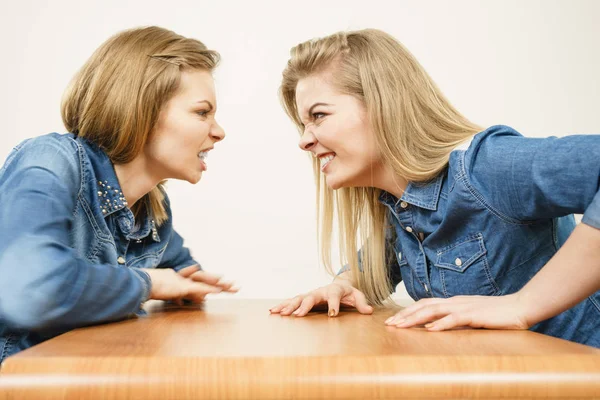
[[280, 29, 481, 305], [62, 26, 220, 225]]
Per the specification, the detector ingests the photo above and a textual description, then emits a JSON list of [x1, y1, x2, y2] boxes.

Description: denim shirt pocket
[[433, 233, 501, 298]]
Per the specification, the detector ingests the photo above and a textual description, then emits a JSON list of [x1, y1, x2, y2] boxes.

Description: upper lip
[[199, 147, 214, 153], [316, 152, 335, 159]]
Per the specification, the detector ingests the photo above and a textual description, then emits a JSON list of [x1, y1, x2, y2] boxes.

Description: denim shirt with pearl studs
[[352, 125, 600, 347], [0, 133, 198, 363]]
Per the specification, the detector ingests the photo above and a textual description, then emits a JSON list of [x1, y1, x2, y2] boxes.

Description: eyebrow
[[305, 102, 331, 117], [195, 100, 214, 110]]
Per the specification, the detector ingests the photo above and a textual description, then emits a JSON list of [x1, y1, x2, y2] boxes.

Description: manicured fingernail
[[329, 309, 336, 317], [425, 323, 434, 329], [395, 318, 406, 326], [385, 317, 393, 324], [292, 310, 299, 316]]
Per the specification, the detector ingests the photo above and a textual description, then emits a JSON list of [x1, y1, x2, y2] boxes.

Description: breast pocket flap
[[434, 234, 487, 273]]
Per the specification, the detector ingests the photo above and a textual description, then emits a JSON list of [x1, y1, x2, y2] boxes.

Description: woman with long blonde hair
[[0, 26, 236, 362], [271, 29, 600, 347]]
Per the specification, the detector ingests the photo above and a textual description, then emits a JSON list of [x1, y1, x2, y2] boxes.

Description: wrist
[[511, 291, 536, 329]]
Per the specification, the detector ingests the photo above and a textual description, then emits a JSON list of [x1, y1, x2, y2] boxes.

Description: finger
[[189, 270, 223, 285], [221, 284, 240, 293], [184, 293, 207, 304], [186, 281, 223, 298], [349, 289, 373, 314], [215, 280, 239, 292], [387, 298, 446, 324], [395, 304, 453, 328], [292, 294, 320, 317], [425, 313, 465, 331], [326, 284, 347, 317], [281, 296, 304, 316], [269, 300, 292, 314], [177, 265, 201, 278]]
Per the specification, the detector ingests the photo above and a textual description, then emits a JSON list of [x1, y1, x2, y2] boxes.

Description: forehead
[[295, 73, 338, 112], [176, 69, 216, 100]]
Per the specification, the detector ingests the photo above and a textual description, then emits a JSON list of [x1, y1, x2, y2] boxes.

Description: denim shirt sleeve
[[157, 229, 200, 272], [464, 125, 600, 227], [0, 136, 151, 332], [155, 191, 199, 272]]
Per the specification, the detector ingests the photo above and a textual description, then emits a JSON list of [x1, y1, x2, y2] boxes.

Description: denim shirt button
[[455, 258, 463, 267], [424, 284, 429, 292], [406, 226, 413, 233], [400, 201, 408, 209], [398, 251, 402, 260], [117, 256, 126, 264]]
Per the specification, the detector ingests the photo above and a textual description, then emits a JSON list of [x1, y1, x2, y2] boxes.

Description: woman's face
[[145, 69, 225, 184], [295, 72, 383, 190]]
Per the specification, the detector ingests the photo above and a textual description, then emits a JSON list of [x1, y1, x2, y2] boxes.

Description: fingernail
[[425, 323, 434, 329], [292, 310, 299, 316], [395, 318, 406, 326], [385, 317, 393, 324], [329, 309, 336, 317]]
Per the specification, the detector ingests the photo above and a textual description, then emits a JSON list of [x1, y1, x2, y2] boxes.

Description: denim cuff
[[173, 259, 201, 272], [130, 267, 152, 303], [582, 190, 600, 230]]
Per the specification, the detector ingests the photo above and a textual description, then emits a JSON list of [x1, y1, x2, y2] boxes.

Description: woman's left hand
[[385, 293, 531, 331], [174, 265, 238, 304]]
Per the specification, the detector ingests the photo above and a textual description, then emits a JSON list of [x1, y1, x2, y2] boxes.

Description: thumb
[[178, 265, 200, 278], [351, 288, 374, 314]]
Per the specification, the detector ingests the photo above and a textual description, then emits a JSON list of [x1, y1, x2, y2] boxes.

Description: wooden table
[[1, 299, 600, 399]]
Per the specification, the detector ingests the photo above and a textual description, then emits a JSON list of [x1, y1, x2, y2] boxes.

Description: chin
[[325, 175, 345, 190], [189, 174, 202, 184], [182, 170, 203, 184]]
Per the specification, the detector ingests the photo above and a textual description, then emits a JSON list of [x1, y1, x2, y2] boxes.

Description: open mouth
[[319, 152, 336, 172], [198, 150, 209, 171]]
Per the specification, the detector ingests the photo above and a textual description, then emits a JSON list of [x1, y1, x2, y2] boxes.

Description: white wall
[[1, 0, 599, 300]]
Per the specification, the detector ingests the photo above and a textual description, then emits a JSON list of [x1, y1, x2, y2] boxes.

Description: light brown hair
[[280, 29, 481, 305], [62, 26, 220, 224]]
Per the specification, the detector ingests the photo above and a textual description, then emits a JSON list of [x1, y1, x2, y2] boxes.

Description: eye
[[312, 112, 326, 120], [196, 109, 211, 118]]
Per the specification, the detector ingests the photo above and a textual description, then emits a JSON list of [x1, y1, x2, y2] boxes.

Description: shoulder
[[14, 132, 80, 167], [3, 133, 82, 190], [463, 125, 524, 168]]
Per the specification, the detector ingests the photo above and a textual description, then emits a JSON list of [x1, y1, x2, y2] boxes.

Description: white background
[[1, 0, 598, 301]]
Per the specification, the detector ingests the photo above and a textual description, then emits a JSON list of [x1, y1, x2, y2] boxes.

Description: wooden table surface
[[1, 299, 600, 399]]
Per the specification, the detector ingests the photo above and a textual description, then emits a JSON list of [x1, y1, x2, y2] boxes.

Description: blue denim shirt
[[380, 125, 600, 347], [0, 133, 198, 363]]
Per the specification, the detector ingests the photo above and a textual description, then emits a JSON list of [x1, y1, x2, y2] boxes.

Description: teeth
[[319, 154, 335, 170], [198, 151, 208, 161]]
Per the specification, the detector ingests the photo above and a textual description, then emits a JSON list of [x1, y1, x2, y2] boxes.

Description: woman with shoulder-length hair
[[271, 28, 600, 348], [0, 26, 236, 362]]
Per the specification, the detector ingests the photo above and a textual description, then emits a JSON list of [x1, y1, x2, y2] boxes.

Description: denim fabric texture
[[355, 125, 600, 347], [0, 133, 198, 363]]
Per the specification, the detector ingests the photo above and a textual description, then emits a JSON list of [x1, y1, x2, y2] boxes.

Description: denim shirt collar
[[76, 136, 160, 242], [378, 172, 444, 211]]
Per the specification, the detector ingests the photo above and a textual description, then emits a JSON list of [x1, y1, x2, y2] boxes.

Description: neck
[[366, 162, 408, 200], [113, 154, 162, 208]]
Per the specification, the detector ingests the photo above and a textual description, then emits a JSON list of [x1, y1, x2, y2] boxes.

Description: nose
[[210, 121, 225, 142], [298, 128, 317, 151]]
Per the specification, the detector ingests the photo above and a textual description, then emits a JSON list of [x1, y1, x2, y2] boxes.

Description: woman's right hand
[[269, 279, 373, 317], [144, 268, 232, 303]]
